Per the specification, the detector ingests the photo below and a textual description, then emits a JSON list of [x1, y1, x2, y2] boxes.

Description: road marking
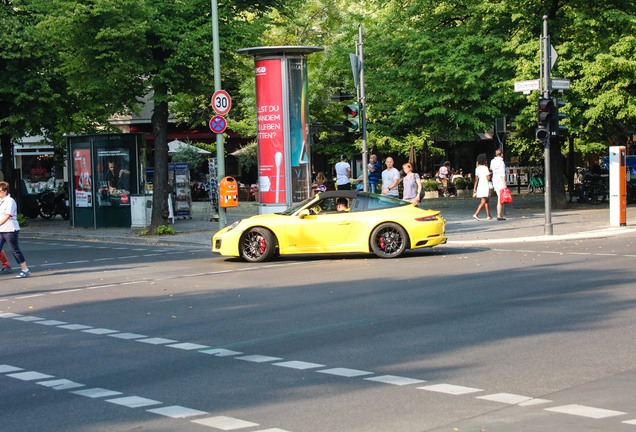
[[364, 375, 426, 386], [418, 383, 483, 395], [200, 348, 243, 357], [236, 355, 283, 363], [147, 405, 207, 418], [14, 316, 45, 321], [34, 320, 68, 326], [83, 328, 119, 335], [317, 368, 374, 378], [106, 395, 162, 408], [71, 387, 123, 398], [191, 415, 258, 429], [476, 393, 550, 405], [8, 371, 54, 381], [109, 332, 147, 340], [37, 379, 85, 390], [545, 404, 626, 419], [58, 324, 93, 330], [137, 337, 178, 345], [272, 361, 325, 370], [0, 365, 23, 373], [167, 342, 210, 350]]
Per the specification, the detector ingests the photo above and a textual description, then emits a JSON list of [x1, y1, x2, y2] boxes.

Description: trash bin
[[219, 176, 239, 208]]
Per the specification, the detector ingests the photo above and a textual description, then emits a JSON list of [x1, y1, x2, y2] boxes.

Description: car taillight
[[415, 214, 439, 222]]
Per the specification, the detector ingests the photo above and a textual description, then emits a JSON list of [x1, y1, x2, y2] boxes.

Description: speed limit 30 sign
[[211, 90, 231, 116]]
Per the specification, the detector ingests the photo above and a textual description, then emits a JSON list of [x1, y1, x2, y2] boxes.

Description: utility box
[[130, 195, 152, 228], [219, 176, 239, 208]]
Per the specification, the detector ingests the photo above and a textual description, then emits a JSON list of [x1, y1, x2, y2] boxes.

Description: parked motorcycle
[[38, 187, 69, 220], [569, 170, 608, 205]]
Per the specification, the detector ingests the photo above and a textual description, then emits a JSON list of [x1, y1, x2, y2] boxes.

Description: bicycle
[[527, 170, 545, 193]]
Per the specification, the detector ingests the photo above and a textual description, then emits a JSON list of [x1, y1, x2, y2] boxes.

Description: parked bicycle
[[527, 169, 545, 193], [569, 169, 608, 205]]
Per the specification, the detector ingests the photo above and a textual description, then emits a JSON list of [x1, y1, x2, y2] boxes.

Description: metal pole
[[212, 0, 226, 228], [358, 24, 369, 192], [542, 15, 553, 235]]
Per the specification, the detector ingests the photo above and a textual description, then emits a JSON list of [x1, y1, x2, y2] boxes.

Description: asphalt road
[[2, 235, 636, 431]]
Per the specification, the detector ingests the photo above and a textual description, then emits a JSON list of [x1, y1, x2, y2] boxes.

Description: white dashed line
[[71, 387, 123, 398], [106, 396, 162, 408], [34, 320, 68, 326], [364, 375, 426, 386], [8, 371, 54, 381], [147, 405, 207, 418], [272, 361, 325, 370], [191, 415, 259, 430], [37, 379, 85, 390], [0, 365, 23, 373], [108, 332, 147, 340], [418, 383, 483, 395], [317, 368, 374, 378], [200, 348, 243, 357], [82, 328, 120, 335], [167, 342, 210, 351], [137, 337, 178, 345], [476, 393, 550, 405], [58, 324, 93, 330], [545, 404, 626, 419], [14, 316, 45, 321], [236, 355, 283, 363]]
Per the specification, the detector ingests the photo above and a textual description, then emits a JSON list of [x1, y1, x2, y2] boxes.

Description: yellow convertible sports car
[[212, 190, 446, 262]]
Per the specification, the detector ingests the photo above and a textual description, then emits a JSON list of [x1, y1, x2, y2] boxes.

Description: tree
[[30, 0, 281, 231]]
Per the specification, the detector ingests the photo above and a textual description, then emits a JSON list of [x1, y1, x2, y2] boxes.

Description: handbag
[[500, 187, 513, 204]]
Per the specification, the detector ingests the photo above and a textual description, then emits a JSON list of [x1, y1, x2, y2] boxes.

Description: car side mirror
[[298, 209, 310, 219]]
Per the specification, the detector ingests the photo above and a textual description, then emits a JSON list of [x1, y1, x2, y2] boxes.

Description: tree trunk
[[150, 84, 170, 232], [0, 133, 15, 192]]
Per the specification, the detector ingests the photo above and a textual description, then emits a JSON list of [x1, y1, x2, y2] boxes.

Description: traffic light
[[550, 98, 567, 136], [343, 103, 360, 132], [536, 97, 553, 141]]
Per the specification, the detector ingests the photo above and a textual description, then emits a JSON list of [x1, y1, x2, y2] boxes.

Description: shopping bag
[[500, 188, 513, 204]]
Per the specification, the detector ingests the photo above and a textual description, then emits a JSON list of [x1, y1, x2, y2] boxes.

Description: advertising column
[[255, 58, 286, 210]]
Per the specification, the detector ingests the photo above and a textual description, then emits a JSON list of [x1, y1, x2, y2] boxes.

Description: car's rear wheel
[[240, 227, 276, 262], [370, 223, 408, 258]]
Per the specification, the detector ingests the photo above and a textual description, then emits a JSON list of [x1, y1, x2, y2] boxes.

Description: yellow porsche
[[212, 190, 446, 262]]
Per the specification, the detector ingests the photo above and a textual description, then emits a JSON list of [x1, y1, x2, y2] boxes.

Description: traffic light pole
[[357, 24, 369, 192], [541, 15, 553, 235]]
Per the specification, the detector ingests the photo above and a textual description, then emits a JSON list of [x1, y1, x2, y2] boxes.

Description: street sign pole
[[542, 15, 553, 235], [211, 0, 226, 228], [358, 24, 369, 192]]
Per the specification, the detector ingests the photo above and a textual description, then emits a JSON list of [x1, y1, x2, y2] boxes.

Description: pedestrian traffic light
[[550, 98, 567, 136], [536, 97, 553, 141], [343, 103, 360, 132]]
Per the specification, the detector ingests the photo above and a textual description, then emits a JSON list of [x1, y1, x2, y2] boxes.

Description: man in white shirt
[[335, 155, 351, 190], [381, 157, 401, 197], [490, 148, 507, 220]]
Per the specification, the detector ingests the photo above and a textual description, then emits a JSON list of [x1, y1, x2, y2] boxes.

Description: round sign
[[211, 90, 231, 116], [209, 115, 227, 134]]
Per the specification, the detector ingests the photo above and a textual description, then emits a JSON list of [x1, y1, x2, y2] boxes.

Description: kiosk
[[68, 134, 145, 228]]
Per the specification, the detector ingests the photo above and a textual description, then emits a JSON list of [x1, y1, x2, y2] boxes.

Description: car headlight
[[225, 220, 241, 232]]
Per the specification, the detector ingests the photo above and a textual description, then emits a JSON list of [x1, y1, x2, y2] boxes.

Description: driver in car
[[336, 197, 349, 212]]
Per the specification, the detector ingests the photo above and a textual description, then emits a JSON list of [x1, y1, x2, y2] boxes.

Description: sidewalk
[[20, 193, 636, 247]]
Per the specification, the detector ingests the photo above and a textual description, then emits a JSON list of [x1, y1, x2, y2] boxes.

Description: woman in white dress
[[472, 153, 492, 221]]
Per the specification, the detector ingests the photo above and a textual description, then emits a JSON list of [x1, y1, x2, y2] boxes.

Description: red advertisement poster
[[255, 59, 285, 204], [73, 149, 93, 207]]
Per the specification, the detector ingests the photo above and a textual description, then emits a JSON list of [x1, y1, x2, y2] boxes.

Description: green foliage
[[154, 225, 175, 235], [170, 143, 204, 173], [137, 228, 151, 236], [231, 141, 258, 173], [17, 214, 29, 227], [422, 179, 440, 192], [453, 177, 467, 190]]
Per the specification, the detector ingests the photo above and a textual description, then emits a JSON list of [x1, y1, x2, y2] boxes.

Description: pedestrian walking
[[490, 148, 507, 220], [381, 157, 400, 197], [335, 155, 351, 190], [0, 182, 31, 278], [472, 154, 492, 221], [401, 162, 422, 203]]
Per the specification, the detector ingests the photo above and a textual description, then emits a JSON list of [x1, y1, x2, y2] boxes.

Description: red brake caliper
[[258, 236, 266, 254], [379, 234, 386, 250]]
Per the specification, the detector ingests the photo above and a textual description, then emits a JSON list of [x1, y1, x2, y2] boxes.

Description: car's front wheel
[[370, 223, 408, 258], [240, 227, 277, 262]]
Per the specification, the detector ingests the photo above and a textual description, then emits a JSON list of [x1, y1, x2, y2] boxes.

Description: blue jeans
[[369, 183, 378, 194], [0, 231, 26, 265]]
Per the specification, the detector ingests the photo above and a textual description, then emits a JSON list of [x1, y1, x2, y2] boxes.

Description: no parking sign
[[209, 115, 227, 134]]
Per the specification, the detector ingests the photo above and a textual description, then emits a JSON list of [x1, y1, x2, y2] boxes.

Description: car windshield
[[278, 196, 316, 215]]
